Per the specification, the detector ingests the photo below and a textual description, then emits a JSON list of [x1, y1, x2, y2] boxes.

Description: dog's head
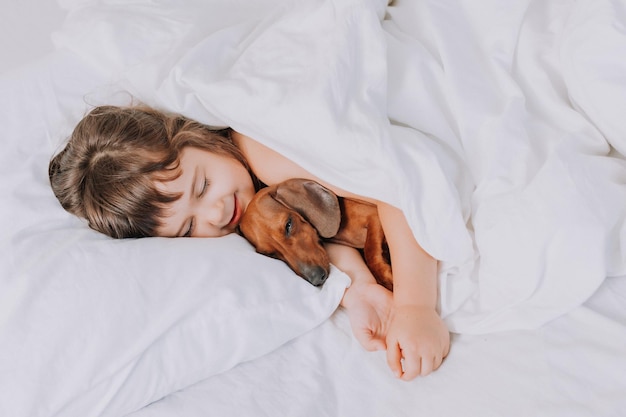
[[239, 178, 341, 286]]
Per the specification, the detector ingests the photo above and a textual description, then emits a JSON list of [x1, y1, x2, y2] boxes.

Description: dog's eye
[[285, 217, 293, 237]]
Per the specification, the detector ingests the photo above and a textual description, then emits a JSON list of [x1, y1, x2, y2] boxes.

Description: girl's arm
[[233, 132, 449, 379], [325, 243, 392, 352], [377, 202, 450, 379]]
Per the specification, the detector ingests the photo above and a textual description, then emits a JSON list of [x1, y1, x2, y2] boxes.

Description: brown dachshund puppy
[[239, 178, 392, 290]]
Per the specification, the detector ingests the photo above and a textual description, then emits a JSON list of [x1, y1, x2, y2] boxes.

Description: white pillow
[[5, 230, 347, 416]]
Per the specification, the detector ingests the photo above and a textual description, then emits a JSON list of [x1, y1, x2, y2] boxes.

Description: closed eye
[[182, 217, 194, 237], [198, 178, 209, 198]]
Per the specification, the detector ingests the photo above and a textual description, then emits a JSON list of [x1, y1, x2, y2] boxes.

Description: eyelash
[[199, 178, 209, 197], [184, 178, 208, 237]]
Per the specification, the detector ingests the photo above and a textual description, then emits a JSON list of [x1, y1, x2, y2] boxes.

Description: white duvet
[[55, 0, 626, 331], [2, 0, 626, 415]]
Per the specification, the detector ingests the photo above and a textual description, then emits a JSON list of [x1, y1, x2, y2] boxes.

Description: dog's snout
[[300, 264, 328, 287]]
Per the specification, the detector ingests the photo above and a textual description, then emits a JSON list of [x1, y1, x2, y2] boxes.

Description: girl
[[49, 105, 449, 380]]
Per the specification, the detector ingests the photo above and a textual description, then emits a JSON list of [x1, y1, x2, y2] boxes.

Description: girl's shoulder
[[232, 131, 375, 203], [231, 131, 306, 187]]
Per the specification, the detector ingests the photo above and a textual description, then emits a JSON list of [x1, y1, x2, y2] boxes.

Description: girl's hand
[[386, 305, 450, 380], [327, 242, 393, 352], [341, 280, 393, 351]]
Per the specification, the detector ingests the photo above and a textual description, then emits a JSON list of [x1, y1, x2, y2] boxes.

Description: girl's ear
[[273, 178, 341, 238]]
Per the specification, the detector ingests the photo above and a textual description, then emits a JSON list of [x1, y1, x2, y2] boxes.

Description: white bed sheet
[[132, 277, 626, 417], [2, 0, 626, 416]]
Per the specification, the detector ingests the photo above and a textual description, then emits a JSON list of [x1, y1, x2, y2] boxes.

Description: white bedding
[[2, 0, 625, 416]]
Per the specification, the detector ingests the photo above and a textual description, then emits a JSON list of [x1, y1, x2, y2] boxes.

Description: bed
[[2, 0, 626, 415]]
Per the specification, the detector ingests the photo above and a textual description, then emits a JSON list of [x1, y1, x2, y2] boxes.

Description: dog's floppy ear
[[273, 178, 341, 238]]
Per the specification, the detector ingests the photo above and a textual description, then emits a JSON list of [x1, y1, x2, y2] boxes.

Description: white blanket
[[55, 0, 626, 332]]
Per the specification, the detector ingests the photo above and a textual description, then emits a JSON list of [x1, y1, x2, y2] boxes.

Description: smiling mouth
[[227, 195, 241, 228]]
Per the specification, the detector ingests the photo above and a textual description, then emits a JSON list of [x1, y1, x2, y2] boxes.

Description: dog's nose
[[301, 265, 328, 287]]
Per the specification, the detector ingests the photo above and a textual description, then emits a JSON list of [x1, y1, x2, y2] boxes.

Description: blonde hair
[[49, 105, 254, 238]]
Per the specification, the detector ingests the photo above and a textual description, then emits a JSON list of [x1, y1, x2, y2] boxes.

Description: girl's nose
[[196, 200, 225, 237], [199, 198, 225, 228]]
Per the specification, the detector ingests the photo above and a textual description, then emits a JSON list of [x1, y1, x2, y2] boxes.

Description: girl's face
[[155, 147, 256, 238]]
